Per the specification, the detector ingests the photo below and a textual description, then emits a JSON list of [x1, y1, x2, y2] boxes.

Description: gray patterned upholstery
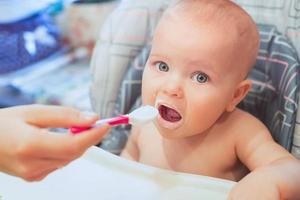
[[233, 0, 300, 157], [239, 24, 300, 151], [100, 47, 148, 154], [234, 0, 300, 57], [91, 0, 300, 157], [292, 100, 300, 159]]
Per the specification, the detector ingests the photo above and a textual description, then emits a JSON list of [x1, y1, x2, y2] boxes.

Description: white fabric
[[0, 147, 235, 199]]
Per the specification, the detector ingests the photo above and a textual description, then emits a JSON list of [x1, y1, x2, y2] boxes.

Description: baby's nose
[[162, 75, 184, 98]]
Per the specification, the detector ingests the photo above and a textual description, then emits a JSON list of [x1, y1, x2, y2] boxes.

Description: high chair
[[90, 0, 300, 157], [0, 1, 299, 199]]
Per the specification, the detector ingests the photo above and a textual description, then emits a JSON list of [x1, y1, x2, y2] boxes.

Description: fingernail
[[80, 111, 98, 120]]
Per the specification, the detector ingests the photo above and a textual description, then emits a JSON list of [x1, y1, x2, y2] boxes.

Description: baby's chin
[[154, 120, 209, 140], [154, 120, 185, 139]]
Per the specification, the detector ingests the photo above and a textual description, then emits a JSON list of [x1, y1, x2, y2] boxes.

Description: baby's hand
[[227, 170, 281, 200]]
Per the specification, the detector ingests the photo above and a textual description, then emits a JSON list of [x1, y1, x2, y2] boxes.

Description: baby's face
[[142, 13, 244, 138]]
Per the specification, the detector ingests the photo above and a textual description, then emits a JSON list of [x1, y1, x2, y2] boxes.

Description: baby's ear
[[226, 80, 252, 112]]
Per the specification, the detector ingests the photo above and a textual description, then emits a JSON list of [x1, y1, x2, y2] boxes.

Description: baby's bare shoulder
[[230, 108, 270, 135], [226, 108, 275, 155], [230, 109, 293, 170]]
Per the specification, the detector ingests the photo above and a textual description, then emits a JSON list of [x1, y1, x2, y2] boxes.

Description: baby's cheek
[[188, 99, 224, 127], [142, 78, 160, 105], [141, 86, 155, 106]]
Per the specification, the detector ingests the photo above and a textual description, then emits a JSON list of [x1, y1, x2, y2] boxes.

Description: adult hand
[[0, 104, 110, 181]]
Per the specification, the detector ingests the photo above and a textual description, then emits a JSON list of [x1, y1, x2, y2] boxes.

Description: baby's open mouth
[[158, 105, 182, 122]]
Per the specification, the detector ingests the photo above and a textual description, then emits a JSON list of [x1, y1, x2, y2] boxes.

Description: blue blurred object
[[74, 0, 116, 3], [0, 48, 91, 109], [0, 5, 62, 74], [0, 85, 34, 108]]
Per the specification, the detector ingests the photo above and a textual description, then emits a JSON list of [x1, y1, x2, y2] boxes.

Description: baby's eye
[[155, 61, 169, 72], [192, 72, 209, 83]]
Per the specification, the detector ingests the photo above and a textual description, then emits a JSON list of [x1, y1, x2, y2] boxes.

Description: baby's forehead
[[160, 0, 259, 77], [166, 0, 251, 34]]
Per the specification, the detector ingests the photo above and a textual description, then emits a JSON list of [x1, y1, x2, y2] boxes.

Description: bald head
[[161, 0, 260, 79]]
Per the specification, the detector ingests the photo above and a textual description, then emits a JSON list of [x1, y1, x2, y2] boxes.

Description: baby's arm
[[120, 127, 140, 161], [229, 125, 300, 199]]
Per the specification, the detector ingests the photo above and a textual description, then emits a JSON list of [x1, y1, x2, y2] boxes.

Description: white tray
[[0, 146, 235, 200]]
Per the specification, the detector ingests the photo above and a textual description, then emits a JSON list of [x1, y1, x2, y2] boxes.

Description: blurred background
[[0, 0, 119, 110]]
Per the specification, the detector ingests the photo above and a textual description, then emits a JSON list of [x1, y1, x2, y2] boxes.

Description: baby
[[121, 0, 300, 199]]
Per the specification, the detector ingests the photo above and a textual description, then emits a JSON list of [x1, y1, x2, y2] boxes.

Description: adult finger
[[30, 125, 110, 159], [23, 167, 60, 182], [21, 104, 99, 128], [73, 124, 111, 150], [17, 158, 70, 181]]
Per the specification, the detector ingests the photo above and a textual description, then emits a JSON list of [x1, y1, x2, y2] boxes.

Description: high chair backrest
[[90, 0, 300, 156], [233, 0, 300, 158], [238, 24, 300, 151]]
